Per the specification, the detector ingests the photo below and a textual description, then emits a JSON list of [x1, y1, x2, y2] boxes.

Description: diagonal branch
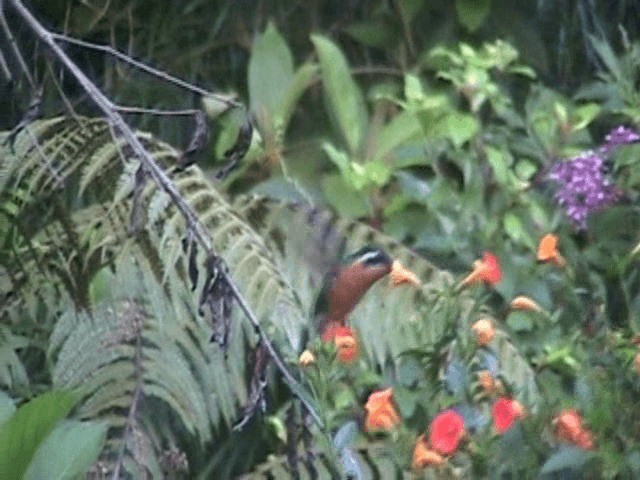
[[50, 32, 241, 109], [7, 0, 323, 431], [0, 0, 33, 86]]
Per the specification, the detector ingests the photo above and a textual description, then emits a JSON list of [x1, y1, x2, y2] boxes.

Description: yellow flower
[[299, 349, 316, 367], [471, 318, 495, 347]]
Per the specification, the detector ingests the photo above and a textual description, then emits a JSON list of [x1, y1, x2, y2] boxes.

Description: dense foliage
[[2, 1, 640, 478]]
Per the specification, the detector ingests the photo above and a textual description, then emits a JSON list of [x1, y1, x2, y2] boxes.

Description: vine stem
[[6, 0, 322, 452]]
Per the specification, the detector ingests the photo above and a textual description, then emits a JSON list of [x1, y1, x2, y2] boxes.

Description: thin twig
[[50, 32, 242, 108], [7, 0, 322, 430], [0, 46, 11, 83], [0, 0, 33, 86], [114, 105, 201, 117]]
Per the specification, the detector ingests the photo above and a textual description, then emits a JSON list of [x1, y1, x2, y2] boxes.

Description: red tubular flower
[[492, 397, 524, 434], [321, 325, 358, 363], [334, 327, 358, 363], [428, 409, 465, 455], [458, 252, 502, 288], [364, 388, 401, 432]]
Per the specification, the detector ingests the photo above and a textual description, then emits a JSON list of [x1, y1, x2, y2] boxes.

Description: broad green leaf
[[24, 420, 107, 480], [404, 73, 424, 103], [322, 174, 370, 218], [249, 23, 294, 119], [455, 0, 491, 32], [540, 446, 595, 475], [276, 63, 318, 129], [311, 35, 367, 154], [572, 103, 601, 131], [372, 111, 422, 162], [503, 212, 528, 246], [446, 111, 479, 147], [333, 420, 358, 452], [0, 391, 15, 427], [0, 391, 76, 480], [486, 146, 510, 185]]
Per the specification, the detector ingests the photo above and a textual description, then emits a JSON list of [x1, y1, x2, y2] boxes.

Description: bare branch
[[0, 46, 11, 83], [114, 105, 201, 117], [0, 0, 33, 86], [50, 32, 242, 109], [7, 0, 323, 429]]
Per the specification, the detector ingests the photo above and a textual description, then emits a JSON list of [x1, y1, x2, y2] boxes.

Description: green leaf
[[344, 20, 398, 48], [455, 0, 491, 32], [311, 35, 367, 154], [372, 111, 422, 162], [486, 146, 510, 185], [333, 420, 358, 452], [506, 311, 535, 332], [249, 23, 294, 119], [322, 174, 370, 218], [0, 391, 15, 427], [572, 103, 601, 131], [540, 446, 595, 475], [24, 420, 107, 480], [277, 63, 318, 129], [0, 391, 76, 480], [445, 111, 479, 147], [404, 73, 425, 103]]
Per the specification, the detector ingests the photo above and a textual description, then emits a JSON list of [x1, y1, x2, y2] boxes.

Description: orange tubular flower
[[553, 409, 594, 449], [574, 429, 595, 450], [458, 252, 502, 288], [334, 327, 358, 363], [477, 370, 498, 395], [553, 409, 583, 444], [634, 352, 640, 375], [412, 435, 445, 469], [429, 409, 465, 456], [492, 397, 524, 434], [537, 233, 566, 267], [471, 318, 495, 347], [389, 260, 421, 287], [364, 388, 401, 432], [510, 295, 542, 312]]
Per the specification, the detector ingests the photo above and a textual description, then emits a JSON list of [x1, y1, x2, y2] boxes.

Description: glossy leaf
[[311, 34, 367, 154]]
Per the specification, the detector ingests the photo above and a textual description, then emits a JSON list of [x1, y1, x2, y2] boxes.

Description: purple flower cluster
[[549, 126, 639, 229]]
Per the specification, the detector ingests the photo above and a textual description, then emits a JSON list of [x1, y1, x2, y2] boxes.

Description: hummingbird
[[312, 245, 419, 340]]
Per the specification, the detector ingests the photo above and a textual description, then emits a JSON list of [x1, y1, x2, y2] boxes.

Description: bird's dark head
[[344, 246, 393, 270]]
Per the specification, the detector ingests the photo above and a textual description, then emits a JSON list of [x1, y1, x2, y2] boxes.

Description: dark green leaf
[[0, 391, 76, 480]]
